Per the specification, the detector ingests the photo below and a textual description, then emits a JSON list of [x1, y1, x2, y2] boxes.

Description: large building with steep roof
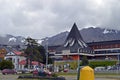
[[48, 23, 120, 61], [49, 23, 94, 60]]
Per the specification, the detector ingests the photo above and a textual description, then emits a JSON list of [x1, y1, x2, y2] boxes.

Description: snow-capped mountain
[[9, 37, 17, 42], [1, 27, 120, 46], [0, 34, 25, 45], [42, 27, 120, 46], [103, 29, 118, 34], [80, 27, 120, 43]]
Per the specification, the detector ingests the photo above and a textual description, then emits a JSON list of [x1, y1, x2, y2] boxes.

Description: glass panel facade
[[95, 50, 120, 54]]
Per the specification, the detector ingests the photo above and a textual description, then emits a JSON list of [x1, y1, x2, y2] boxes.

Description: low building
[[4, 51, 26, 70], [19, 60, 44, 69]]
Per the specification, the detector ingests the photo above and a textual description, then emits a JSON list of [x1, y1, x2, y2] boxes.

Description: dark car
[[2, 69, 17, 75], [63, 69, 69, 72], [33, 69, 39, 76], [33, 69, 52, 76]]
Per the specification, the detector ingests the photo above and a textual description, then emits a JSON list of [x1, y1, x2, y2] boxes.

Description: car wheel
[[2, 73, 5, 75], [5, 73, 7, 75]]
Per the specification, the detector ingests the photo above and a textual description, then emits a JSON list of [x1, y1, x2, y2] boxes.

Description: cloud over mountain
[[0, 0, 120, 39]]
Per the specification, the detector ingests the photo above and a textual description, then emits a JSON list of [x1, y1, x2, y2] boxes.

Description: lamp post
[[77, 48, 80, 70], [77, 48, 81, 80], [45, 39, 48, 69], [118, 54, 120, 64], [38, 38, 48, 69], [117, 54, 120, 73]]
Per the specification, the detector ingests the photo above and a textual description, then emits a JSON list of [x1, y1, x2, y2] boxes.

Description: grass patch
[[17, 72, 120, 80], [18, 73, 33, 76], [95, 73, 120, 77], [56, 72, 77, 76]]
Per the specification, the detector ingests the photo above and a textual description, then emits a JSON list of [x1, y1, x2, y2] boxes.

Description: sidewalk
[[63, 75, 119, 80], [62, 75, 77, 80]]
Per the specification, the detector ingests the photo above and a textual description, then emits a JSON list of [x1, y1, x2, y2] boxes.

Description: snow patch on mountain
[[103, 29, 118, 34], [9, 37, 17, 42], [37, 40, 44, 44], [21, 39, 25, 43], [115, 30, 118, 33], [103, 29, 110, 34]]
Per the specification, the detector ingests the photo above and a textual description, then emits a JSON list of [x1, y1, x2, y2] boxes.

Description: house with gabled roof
[[5, 50, 44, 70], [4, 51, 26, 70]]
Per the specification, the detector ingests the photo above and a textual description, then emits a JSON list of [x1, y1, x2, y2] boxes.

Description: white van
[[94, 67, 105, 71]]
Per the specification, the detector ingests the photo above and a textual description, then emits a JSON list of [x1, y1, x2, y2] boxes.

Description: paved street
[[64, 76, 119, 80], [0, 73, 119, 80], [0, 73, 18, 80]]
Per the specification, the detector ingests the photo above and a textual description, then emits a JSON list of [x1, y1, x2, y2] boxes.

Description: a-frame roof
[[65, 23, 84, 41], [64, 23, 88, 48], [55, 23, 94, 56]]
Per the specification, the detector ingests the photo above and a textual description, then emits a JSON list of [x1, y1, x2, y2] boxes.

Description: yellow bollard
[[79, 66, 94, 80]]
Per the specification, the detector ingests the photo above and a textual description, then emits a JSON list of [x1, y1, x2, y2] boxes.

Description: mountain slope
[[43, 27, 120, 46], [0, 34, 25, 45], [1, 27, 120, 46], [81, 27, 120, 42]]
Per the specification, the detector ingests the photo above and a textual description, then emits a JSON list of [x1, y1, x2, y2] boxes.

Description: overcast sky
[[0, 0, 120, 39]]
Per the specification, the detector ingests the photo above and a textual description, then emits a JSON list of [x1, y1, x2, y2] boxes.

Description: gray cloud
[[0, 0, 120, 38]]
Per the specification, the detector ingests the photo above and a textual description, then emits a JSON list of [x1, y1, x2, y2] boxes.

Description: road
[[0, 73, 18, 80], [64, 76, 119, 80], [0, 73, 119, 80]]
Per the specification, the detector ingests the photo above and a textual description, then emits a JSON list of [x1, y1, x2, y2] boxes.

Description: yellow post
[[79, 66, 94, 80]]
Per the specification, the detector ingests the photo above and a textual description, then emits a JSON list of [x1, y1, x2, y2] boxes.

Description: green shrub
[[0, 60, 14, 70], [81, 56, 89, 66], [88, 60, 117, 68], [51, 73, 58, 77], [54, 60, 117, 70], [69, 61, 78, 70]]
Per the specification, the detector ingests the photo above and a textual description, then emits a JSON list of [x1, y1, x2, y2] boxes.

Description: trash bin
[[77, 66, 94, 80]]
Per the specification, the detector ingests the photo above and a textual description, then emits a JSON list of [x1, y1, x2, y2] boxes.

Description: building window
[[18, 59, 19, 64], [13, 58, 15, 63], [6, 58, 12, 61]]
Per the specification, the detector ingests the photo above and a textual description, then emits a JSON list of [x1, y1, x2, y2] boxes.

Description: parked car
[[33, 69, 39, 76], [33, 69, 52, 76], [63, 69, 69, 72], [94, 67, 105, 71], [2, 69, 17, 75]]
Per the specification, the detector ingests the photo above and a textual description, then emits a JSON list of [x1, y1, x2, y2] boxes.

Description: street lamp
[[77, 48, 83, 69], [37, 38, 48, 69], [117, 54, 120, 73], [45, 39, 48, 69], [77, 48, 80, 70], [77, 48, 81, 80]]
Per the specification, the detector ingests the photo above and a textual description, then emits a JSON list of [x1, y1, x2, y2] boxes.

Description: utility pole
[[77, 48, 80, 80], [77, 48, 80, 70], [117, 54, 120, 73], [45, 39, 48, 69]]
